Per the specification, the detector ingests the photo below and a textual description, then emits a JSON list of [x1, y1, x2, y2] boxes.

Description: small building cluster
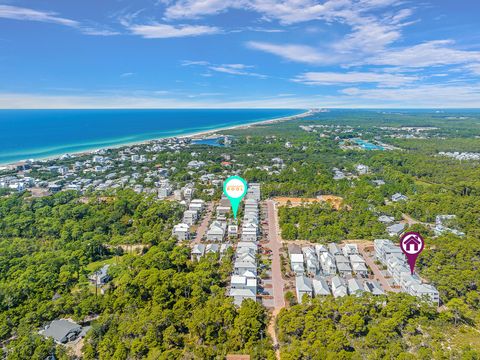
[[229, 183, 261, 306], [434, 215, 465, 237], [172, 198, 206, 241], [438, 151, 480, 161], [374, 239, 439, 305], [291, 243, 384, 303]]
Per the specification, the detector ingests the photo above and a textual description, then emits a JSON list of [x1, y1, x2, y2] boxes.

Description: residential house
[[191, 244, 205, 261], [206, 221, 226, 242], [320, 252, 337, 275], [312, 277, 331, 296], [342, 244, 358, 256], [328, 243, 342, 256], [347, 278, 365, 296], [315, 244, 328, 259], [387, 223, 406, 237], [172, 223, 190, 241], [183, 210, 198, 225], [364, 280, 385, 295], [41, 319, 84, 344], [290, 253, 305, 275], [356, 164, 369, 175], [88, 265, 110, 286], [228, 224, 238, 238], [295, 275, 313, 303], [205, 243, 220, 254], [391, 193, 408, 202], [229, 288, 256, 306], [331, 276, 348, 298], [378, 215, 395, 224]]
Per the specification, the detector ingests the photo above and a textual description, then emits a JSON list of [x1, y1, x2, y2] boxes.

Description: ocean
[[0, 109, 304, 164]]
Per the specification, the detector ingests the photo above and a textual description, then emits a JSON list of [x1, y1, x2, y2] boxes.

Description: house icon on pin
[[404, 235, 421, 252]]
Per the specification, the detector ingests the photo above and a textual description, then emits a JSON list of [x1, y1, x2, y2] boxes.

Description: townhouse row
[[374, 239, 439, 305], [289, 243, 369, 278], [229, 183, 261, 306]]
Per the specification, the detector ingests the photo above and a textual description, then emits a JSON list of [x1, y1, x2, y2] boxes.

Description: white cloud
[[164, 0, 415, 62], [0, 5, 119, 36], [182, 60, 266, 77], [164, 0, 241, 20], [0, 5, 79, 27], [128, 23, 220, 38], [466, 63, 480, 76], [367, 40, 480, 67], [294, 71, 418, 86], [2, 85, 479, 109], [246, 41, 333, 64], [338, 84, 480, 107], [209, 64, 266, 78]]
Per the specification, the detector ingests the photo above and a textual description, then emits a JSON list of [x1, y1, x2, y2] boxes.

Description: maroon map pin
[[400, 232, 425, 275]]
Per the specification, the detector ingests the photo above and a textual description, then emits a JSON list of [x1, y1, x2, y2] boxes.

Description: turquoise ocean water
[[0, 109, 304, 164]]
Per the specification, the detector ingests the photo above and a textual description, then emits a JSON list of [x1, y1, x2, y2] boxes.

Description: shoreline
[[0, 109, 311, 167]]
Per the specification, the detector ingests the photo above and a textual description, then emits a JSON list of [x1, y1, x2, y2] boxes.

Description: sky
[[0, 0, 479, 108]]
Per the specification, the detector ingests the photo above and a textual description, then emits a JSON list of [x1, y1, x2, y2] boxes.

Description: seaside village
[[0, 130, 452, 351], [1, 135, 445, 308]]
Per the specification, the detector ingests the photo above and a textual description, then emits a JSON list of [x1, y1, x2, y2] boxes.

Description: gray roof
[[347, 278, 364, 294], [312, 277, 330, 296], [387, 223, 406, 234], [295, 275, 313, 292], [364, 281, 385, 295], [42, 319, 82, 343]]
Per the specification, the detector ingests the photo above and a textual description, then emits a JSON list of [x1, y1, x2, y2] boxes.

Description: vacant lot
[[273, 195, 344, 210]]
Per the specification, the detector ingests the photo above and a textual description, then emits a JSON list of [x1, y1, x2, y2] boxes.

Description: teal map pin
[[223, 176, 248, 219]]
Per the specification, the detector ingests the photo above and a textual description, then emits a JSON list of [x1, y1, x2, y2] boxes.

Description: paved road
[[358, 243, 397, 293], [193, 202, 214, 244], [265, 200, 286, 358]]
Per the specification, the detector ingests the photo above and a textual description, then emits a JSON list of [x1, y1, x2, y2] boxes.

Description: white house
[[347, 278, 365, 296], [183, 210, 198, 225], [206, 221, 226, 242], [172, 223, 190, 241], [290, 253, 305, 275], [191, 244, 205, 261], [391, 193, 408, 202], [295, 275, 313, 303], [312, 277, 330, 296], [331, 276, 348, 298]]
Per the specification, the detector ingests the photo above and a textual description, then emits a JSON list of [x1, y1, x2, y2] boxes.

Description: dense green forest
[[276, 294, 479, 360], [0, 192, 271, 359]]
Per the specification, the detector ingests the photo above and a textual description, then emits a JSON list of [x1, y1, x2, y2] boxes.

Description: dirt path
[[265, 200, 286, 359]]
